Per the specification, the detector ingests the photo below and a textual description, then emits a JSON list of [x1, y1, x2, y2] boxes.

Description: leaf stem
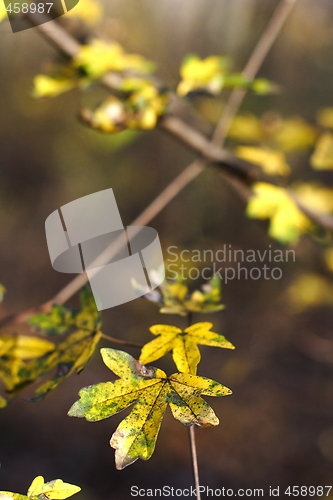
[[100, 333, 143, 349], [189, 425, 201, 500]]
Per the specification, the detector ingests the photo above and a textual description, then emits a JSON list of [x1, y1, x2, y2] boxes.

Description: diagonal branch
[[1, 0, 332, 330]]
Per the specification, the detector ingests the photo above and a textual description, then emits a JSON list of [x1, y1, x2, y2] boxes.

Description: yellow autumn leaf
[[177, 55, 229, 96], [65, 0, 103, 26], [0, 395, 7, 408], [287, 274, 333, 311], [228, 113, 264, 143], [140, 322, 234, 375], [0, 335, 55, 359], [317, 108, 333, 129], [235, 146, 290, 176], [69, 348, 231, 469], [246, 182, 312, 244], [0, 2, 6, 22], [73, 39, 155, 79], [27, 476, 44, 498], [311, 133, 333, 170], [272, 117, 317, 152], [27, 477, 81, 500], [33, 75, 76, 98]]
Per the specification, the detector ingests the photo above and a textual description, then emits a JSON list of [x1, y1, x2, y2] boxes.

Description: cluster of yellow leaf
[[81, 79, 168, 132], [69, 348, 231, 469], [246, 183, 313, 244], [73, 39, 155, 78], [135, 275, 224, 316], [177, 55, 274, 97], [229, 113, 317, 152], [0, 476, 80, 500], [0, 288, 101, 405], [33, 39, 155, 98]]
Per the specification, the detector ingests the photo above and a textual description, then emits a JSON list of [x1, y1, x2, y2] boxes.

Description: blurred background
[[1, 0, 333, 498]]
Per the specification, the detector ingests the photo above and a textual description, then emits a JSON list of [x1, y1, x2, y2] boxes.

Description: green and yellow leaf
[[0, 288, 101, 402], [27, 476, 81, 499], [0, 476, 80, 500], [140, 322, 234, 375], [68, 348, 231, 469]]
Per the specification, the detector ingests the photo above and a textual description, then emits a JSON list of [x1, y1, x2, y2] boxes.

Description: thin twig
[[189, 425, 201, 500], [212, 0, 298, 146], [100, 333, 143, 349]]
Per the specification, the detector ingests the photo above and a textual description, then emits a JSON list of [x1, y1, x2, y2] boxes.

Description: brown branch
[[100, 333, 143, 349], [1, 0, 331, 330], [213, 0, 298, 146]]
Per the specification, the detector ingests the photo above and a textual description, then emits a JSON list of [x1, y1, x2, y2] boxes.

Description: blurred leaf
[[0, 476, 80, 500], [287, 274, 333, 311], [317, 108, 333, 129], [0, 335, 54, 359], [246, 182, 313, 244], [250, 78, 279, 95], [0, 395, 7, 408], [23, 325, 102, 402], [0, 284, 5, 303], [177, 55, 230, 96], [68, 348, 231, 469], [33, 75, 77, 98], [73, 39, 155, 79], [135, 275, 225, 316], [311, 133, 333, 170], [29, 287, 100, 336], [27, 476, 81, 499], [228, 113, 264, 143], [0, 288, 101, 402], [140, 322, 234, 375], [235, 146, 290, 176], [272, 117, 317, 152], [324, 247, 333, 273], [81, 80, 168, 133], [293, 183, 333, 214], [0, 2, 7, 22], [66, 0, 103, 26]]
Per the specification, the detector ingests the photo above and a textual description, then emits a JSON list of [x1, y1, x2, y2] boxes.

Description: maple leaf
[[140, 322, 234, 375], [0, 476, 81, 500], [68, 348, 231, 469]]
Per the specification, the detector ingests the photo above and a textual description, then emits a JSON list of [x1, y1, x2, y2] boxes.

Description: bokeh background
[[1, 0, 333, 498]]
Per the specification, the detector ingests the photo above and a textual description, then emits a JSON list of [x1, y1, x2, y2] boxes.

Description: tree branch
[[1, 0, 332, 330]]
